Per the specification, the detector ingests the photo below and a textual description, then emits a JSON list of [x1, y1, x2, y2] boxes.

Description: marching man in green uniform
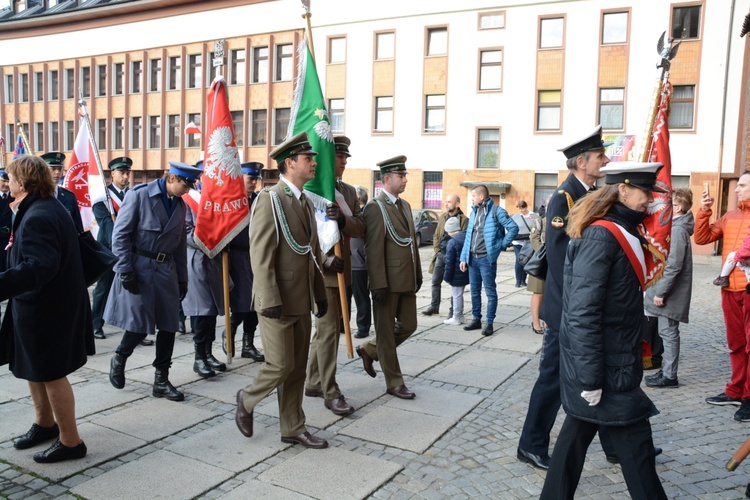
[[235, 132, 328, 448], [356, 155, 422, 399]]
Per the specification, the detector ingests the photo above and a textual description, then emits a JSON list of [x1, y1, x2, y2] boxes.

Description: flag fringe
[[304, 189, 340, 253], [195, 211, 251, 259]]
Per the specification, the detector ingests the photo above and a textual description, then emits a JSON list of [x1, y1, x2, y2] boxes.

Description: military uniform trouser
[[191, 316, 217, 345], [116, 330, 176, 372], [230, 311, 259, 337]]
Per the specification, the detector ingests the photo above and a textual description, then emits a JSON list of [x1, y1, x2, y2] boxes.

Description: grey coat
[[644, 211, 694, 323], [181, 207, 225, 316], [104, 180, 188, 334]]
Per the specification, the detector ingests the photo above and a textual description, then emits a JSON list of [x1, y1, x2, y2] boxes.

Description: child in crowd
[[713, 225, 750, 288], [442, 217, 469, 325]]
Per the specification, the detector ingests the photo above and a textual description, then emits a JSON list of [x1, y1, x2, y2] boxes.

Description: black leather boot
[[109, 353, 127, 389], [153, 370, 184, 401], [193, 343, 216, 378], [204, 342, 227, 372], [241, 333, 265, 362]]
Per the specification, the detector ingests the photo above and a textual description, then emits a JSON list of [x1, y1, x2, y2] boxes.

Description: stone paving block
[[334, 371, 391, 409], [497, 293, 533, 307], [384, 385, 483, 420], [93, 397, 214, 441], [397, 341, 460, 361], [339, 405, 455, 453], [493, 306, 529, 325], [126, 357, 199, 387], [0, 400, 41, 444], [482, 325, 543, 354], [258, 447, 402, 499], [0, 422, 145, 482], [71, 450, 233, 499], [426, 350, 527, 390], [69, 382, 145, 418], [398, 353, 445, 377], [421, 327, 483, 345], [218, 480, 312, 499], [255, 390, 340, 430], [165, 419, 290, 473], [185, 372, 257, 404]]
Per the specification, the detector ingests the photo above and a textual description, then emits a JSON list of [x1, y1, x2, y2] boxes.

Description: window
[[374, 96, 393, 133], [602, 12, 628, 44], [477, 128, 500, 168], [97, 118, 107, 149], [329, 99, 344, 134], [149, 58, 161, 92], [329, 37, 346, 64], [375, 32, 395, 60], [148, 116, 160, 149], [230, 49, 245, 85], [131, 117, 142, 149], [97, 64, 107, 96], [34, 123, 43, 152], [20, 73, 29, 102], [672, 5, 701, 40], [252, 47, 268, 83], [423, 172, 443, 209], [112, 63, 124, 95], [534, 173, 559, 210], [186, 113, 201, 148], [479, 11, 505, 29], [274, 108, 290, 145], [168, 56, 181, 90], [251, 109, 267, 146], [669, 85, 695, 129], [81, 67, 90, 98], [537, 90, 561, 131], [34, 72, 43, 101], [187, 54, 201, 89], [373, 171, 383, 198], [6, 125, 15, 148], [479, 49, 502, 91], [275, 44, 293, 81], [206, 52, 218, 87], [599, 88, 624, 130], [65, 68, 74, 99], [113, 118, 124, 150], [131, 60, 142, 93], [231, 111, 244, 147], [166, 115, 180, 148], [424, 95, 445, 133], [49, 121, 59, 151], [49, 70, 58, 101], [427, 27, 447, 56], [64, 120, 74, 150], [539, 17, 564, 48], [5, 74, 13, 103]]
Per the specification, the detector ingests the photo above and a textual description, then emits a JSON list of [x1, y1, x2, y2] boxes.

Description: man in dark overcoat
[[40, 152, 84, 234], [0, 169, 14, 273], [91, 157, 132, 340], [105, 162, 199, 402]]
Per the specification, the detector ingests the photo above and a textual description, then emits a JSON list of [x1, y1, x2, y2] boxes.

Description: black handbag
[[78, 231, 118, 287], [523, 243, 547, 280], [517, 241, 534, 266]]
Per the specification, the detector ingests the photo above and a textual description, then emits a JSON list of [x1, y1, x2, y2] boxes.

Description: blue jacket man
[[459, 184, 518, 336]]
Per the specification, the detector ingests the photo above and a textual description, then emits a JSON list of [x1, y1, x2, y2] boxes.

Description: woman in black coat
[[0, 156, 93, 463], [540, 163, 668, 500]]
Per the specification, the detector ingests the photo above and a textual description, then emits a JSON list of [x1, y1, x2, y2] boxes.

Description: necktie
[[299, 193, 311, 233], [395, 198, 409, 226]]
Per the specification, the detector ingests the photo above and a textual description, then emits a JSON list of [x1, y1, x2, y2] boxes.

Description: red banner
[[193, 78, 250, 258], [642, 81, 673, 289], [64, 118, 105, 235]]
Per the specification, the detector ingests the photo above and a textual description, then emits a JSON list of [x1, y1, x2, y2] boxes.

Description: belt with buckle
[[134, 248, 172, 263]]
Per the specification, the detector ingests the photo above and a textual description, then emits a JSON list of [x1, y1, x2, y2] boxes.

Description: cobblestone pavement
[[0, 247, 748, 499]]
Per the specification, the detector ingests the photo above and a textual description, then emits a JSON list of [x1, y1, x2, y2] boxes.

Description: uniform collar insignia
[[283, 186, 293, 197]]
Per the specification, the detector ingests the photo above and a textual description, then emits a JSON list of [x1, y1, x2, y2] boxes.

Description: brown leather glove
[[314, 300, 328, 318], [326, 203, 345, 229], [324, 255, 345, 274], [371, 288, 387, 304], [260, 305, 282, 319]]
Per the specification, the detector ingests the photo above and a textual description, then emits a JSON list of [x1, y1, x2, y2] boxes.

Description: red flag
[[182, 188, 200, 213], [641, 80, 673, 289], [64, 118, 106, 236], [185, 121, 201, 135], [193, 78, 249, 258]]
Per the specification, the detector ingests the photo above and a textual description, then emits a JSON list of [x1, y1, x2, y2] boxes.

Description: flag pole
[[15, 117, 33, 156], [78, 95, 116, 222], [302, 0, 354, 359], [0, 138, 5, 169]]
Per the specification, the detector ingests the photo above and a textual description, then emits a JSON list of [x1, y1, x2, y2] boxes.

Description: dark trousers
[[230, 311, 258, 337], [116, 330, 176, 372], [349, 269, 372, 335], [91, 269, 114, 330], [541, 416, 666, 500], [512, 244, 528, 285], [430, 252, 446, 311], [520, 326, 615, 457], [191, 316, 217, 345], [643, 315, 664, 364]]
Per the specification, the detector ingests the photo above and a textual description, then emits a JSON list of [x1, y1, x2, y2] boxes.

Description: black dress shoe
[[354, 331, 369, 339], [463, 318, 482, 331], [14, 423, 60, 450], [93, 329, 106, 340], [33, 438, 87, 463], [325, 396, 355, 415], [140, 338, 154, 346], [387, 385, 416, 399], [178, 320, 186, 334], [235, 390, 253, 437], [356, 345, 377, 378], [109, 353, 126, 389], [281, 431, 328, 449], [517, 447, 550, 470], [241, 345, 265, 362], [481, 323, 494, 336], [421, 307, 439, 316]]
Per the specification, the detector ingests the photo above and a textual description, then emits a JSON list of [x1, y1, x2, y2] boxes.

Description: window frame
[[230, 49, 246, 86], [167, 114, 180, 148], [186, 113, 201, 148], [478, 48, 503, 92], [476, 128, 501, 169], [668, 84, 696, 130], [424, 94, 446, 134], [274, 44, 293, 82], [187, 54, 202, 89], [80, 67, 90, 98], [231, 110, 244, 148], [598, 87, 625, 131], [19, 73, 29, 103], [328, 36, 346, 64], [168, 55, 181, 91], [64, 120, 75, 151], [426, 26, 448, 57], [251, 109, 267, 146], [64, 68, 74, 99], [536, 90, 562, 132], [49, 121, 59, 151], [601, 10, 629, 45], [112, 62, 124, 96], [374, 31, 395, 61], [374, 96, 394, 134], [113, 117, 124, 150], [131, 60, 142, 94], [252, 46, 269, 84], [329, 98, 345, 135], [33, 71, 43, 102], [149, 58, 161, 93], [273, 108, 290, 145], [148, 115, 160, 149], [671, 3, 702, 41], [131, 116, 142, 150], [539, 16, 565, 49], [97, 118, 107, 149], [97, 64, 107, 97], [478, 10, 506, 30], [48, 69, 58, 101], [4, 74, 13, 104]]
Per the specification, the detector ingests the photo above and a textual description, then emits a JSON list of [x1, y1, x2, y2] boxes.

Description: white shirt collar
[[383, 189, 398, 204], [280, 174, 303, 200], [574, 175, 594, 191]]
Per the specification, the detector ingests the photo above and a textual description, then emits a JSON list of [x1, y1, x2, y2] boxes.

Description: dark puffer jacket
[[559, 202, 658, 426]]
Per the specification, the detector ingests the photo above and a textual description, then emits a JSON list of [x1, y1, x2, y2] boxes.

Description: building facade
[[1, 0, 748, 254]]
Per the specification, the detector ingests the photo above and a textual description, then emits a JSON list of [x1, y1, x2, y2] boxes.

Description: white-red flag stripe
[[63, 119, 106, 237]]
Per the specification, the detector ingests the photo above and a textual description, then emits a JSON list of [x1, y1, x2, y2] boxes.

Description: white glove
[[581, 389, 602, 406]]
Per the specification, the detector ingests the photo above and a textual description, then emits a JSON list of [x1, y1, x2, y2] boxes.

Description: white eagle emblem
[[206, 126, 242, 186]]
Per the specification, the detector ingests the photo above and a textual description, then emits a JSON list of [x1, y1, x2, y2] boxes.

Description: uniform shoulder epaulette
[[132, 183, 148, 191]]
